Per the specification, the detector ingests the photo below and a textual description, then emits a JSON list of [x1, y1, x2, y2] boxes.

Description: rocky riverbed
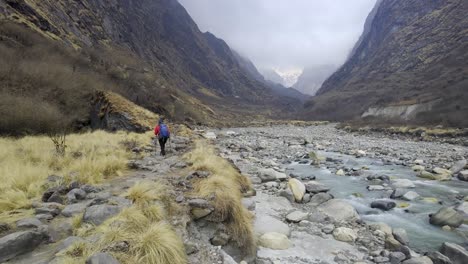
[[1, 123, 468, 264], [210, 123, 468, 264]]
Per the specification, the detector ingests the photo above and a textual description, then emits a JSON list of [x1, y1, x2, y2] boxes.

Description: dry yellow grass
[[70, 180, 187, 264], [0, 130, 151, 212], [184, 141, 256, 254]]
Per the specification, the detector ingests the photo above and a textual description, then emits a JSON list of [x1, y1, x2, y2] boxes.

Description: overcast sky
[[179, 0, 376, 73]]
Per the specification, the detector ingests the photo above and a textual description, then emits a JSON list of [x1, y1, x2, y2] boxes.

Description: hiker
[[154, 118, 170, 156]]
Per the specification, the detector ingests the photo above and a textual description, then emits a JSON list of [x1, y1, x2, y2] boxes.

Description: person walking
[[154, 118, 170, 156]]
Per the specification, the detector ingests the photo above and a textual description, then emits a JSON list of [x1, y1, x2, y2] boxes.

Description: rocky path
[[210, 124, 468, 264]]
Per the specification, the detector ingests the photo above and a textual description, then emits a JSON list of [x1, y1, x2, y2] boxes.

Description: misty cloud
[[178, 0, 376, 71]]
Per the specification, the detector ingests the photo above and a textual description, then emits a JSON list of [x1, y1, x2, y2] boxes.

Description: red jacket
[[154, 124, 170, 136]]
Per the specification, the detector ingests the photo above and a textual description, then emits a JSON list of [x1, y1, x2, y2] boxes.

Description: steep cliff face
[[0, 0, 299, 132], [306, 0, 468, 126]]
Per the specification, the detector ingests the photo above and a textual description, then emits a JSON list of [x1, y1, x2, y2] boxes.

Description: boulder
[[456, 202, 468, 224], [258, 168, 287, 182], [255, 215, 290, 237], [402, 256, 433, 264], [62, 203, 88, 217], [418, 171, 438, 180], [16, 218, 43, 229], [429, 207, 463, 228], [83, 205, 122, 225], [367, 185, 385, 191], [427, 251, 453, 264], [86, 252, 120, 264], [305, 181, 330, 194], [457, 170, 468, 181], [318, 199, 360, 222], [258, 232, 291, 250], [402, 191, 420, 201], [392, 179, 416, 188], [371, 200, 396, 211], [412, 165, 425, 172], [0, 231, 47, 262], [286, 211, 308, 223], [450, 160, 466, 174], [390, 252, 407, 264], [393, 228, 409, 245], [391, 188, 407, 199], [67, 188, 87, 203], [332, 227, 357, 242], [288, 178, 306, 202], [385, 236, 402, 251], [441, 242, 468, 264], [202, 132, 217, 139], [336, 169, 345, 176], [278, 189, 295, 203], [369, 222, 392, 236], [309, 193, 333, 206]]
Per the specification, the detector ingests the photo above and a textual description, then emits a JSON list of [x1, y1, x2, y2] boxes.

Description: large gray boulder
[[86, 252, 120, 264], [402, 256, 433, 264], [0, 231, 47, 262], [450, 160, 466, 174], [83, 205, 122, 225], [427, 251, 453, 264], [309, 192, 333, 206], [16, 218, 43, 229], [62, 203, 88, 217], [318, 199, 360, 222], [258, 168, 287, 182], [458, 170, 468, 181], [305, 181, 330, 194], [441, 242, 468, 264], [429, 207, 464, 228], [456, 202, 468, 224], [393, 228, 409, 245], [255, 214, 290, 237]]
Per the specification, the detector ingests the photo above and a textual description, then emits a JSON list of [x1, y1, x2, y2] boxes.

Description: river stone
[[203, 132, 217, 139], [386, 235, 402, 251], [367, 185, 385, 191], [458, 170, 468, 181], [86, 252, 120, 264], [371, 200, 396, 211], [456, 202, 468, 224], [336, 169, 345, 176], [450, 160, 466, 174], [390, 252, 407, 264], [369, 222, 392, 236], [258, 168, 287, 182], [427, 251, 453, 264], [429, 207, 463, 228], [309, 192, 333, 206], [259, 232, 291, 250], [255, 214, 290, 237], [278, 189, 295, 203], [419, 171, 438, 180], [391, 188, 407, 199], [0, 230, 47, 262], [412, 165, 425, 171], [62, 203, 88, 217], [16, 218, 43, 229], [402, 191, 420, 201], [286, 211, 308, 223], [83, 205, 122, 225], [305, 181, 330, 194], [393, 228, 409, 245], [441, 242, 468, 264], [288, 178, 306, 202], [318, 199, 359, 222], [392, 179, 416, 188], [402, 256, 434, 264], [332, 227, 357, 242]]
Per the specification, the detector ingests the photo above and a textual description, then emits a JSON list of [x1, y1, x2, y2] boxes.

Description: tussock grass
[[85, 181, 187, 264], [0, 130, 150, 212], [185, 141, 256, 254]]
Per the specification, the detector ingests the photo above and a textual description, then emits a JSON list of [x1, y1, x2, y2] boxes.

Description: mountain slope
[[0, 0, 299, 134], [305, 0, 468, 126], [293, 65, 337, 96]]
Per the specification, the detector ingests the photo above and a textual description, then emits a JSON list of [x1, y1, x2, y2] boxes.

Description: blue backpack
[[159, 124, 170, 138]]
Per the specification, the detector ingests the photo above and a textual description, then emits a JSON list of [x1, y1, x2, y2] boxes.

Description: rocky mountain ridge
[[305, 0, 468, 127]]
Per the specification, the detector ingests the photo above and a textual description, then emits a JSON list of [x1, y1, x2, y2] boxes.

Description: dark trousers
[[158, 137, 168, 156]]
